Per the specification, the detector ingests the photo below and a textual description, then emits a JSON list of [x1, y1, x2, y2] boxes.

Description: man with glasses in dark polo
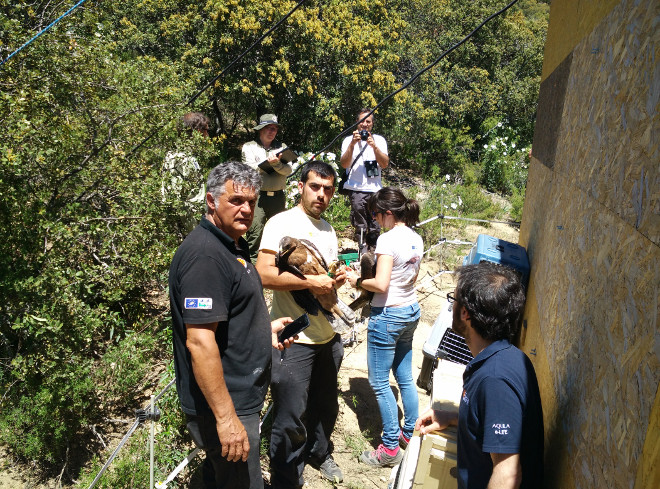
[[416, 262, 544, 489]]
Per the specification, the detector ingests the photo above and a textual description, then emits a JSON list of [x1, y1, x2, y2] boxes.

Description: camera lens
[[359, 130, 369, 141]]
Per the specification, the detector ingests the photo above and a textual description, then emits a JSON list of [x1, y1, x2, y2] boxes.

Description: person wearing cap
[[242, 114, 293, 263]]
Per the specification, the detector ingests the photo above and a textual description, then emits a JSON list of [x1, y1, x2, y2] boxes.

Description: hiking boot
[[399, 432, 410, 450], [360, 444, 403, 467], [308, 455, 343, 483]]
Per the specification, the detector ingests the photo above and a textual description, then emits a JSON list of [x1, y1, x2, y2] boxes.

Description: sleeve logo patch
[[492, 423, 511, 435], [185, 298, 212, 309]]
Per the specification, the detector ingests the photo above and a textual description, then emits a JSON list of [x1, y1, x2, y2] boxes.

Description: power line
[[297, 0, 521, 169], [129, 0, 309, 156], [190, 0, 309, 105], [0, 0, 88, 69]]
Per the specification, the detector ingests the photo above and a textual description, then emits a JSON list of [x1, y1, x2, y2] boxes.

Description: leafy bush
[[77, 367, 196, 489], [0, 359, 96, 462], [414, 177, 504, 253], [478, 121, 530, 194], [510, 186, 526, 222]]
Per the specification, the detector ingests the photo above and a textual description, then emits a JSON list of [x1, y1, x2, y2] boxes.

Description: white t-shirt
[[340, 134, 388, 193], [259, 205, 338, 344], [372, 225, 423, 308]]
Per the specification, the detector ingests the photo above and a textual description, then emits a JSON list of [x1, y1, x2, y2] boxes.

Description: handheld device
[[277, 313, 310, 343]]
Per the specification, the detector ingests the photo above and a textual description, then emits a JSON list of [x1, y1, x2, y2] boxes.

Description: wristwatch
[[356, 278, 363, 288]]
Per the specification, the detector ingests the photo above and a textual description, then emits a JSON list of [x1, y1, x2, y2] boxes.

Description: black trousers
[[186, 411, 263, 489], [348, 190, 380, 250], [269, 335, 344, 488]]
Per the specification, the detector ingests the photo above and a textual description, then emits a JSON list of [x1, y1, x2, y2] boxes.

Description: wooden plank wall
[[518, 0, 659, 488]]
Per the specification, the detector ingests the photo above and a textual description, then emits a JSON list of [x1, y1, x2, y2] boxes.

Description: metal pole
[[150, 395, 155, 489]]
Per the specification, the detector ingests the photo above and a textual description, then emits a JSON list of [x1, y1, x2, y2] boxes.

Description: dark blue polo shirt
[[169, 217, 272, 416], [457, 339, 544, 489]]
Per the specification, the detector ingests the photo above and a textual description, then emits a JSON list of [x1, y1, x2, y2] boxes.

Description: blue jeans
[[367, 303, 421, 450]]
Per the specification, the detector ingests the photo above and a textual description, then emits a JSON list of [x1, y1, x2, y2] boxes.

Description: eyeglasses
[[446, 292, 456, 303]]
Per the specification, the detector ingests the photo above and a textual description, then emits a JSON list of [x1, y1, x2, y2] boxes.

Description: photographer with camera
[[340, 108, 389, 253]]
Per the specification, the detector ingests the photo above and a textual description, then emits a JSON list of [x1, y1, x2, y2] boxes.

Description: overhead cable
[[129, 0, 309, 156], [190, 0, 309, 105], [296, 0, 521, 169], [0, 0, 88, 68]]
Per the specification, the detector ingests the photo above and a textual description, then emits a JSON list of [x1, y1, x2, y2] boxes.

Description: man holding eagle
[[256, 161, 348, 487]]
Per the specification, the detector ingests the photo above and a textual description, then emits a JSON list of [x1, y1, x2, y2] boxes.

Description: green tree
[[384, 0, 548, 176], [0, 0, 547, 476]]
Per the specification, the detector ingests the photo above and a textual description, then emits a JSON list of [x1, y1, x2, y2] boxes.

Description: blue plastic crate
[[462, 234, 530, 288]]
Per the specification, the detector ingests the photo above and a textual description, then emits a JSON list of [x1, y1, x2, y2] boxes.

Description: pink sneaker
[[360, 444, 403, 467]]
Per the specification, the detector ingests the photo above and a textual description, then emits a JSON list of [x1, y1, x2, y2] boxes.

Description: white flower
[[445, 174, 451, 181], [497, 122, 503, 127], [326, 152, 336, 161], [503, 152, 507, 156], [442, 184, 447, 188], [504, 136, 508, 141], [511, 143, 516, 148], [450, 202, 457, 209], [458, 196, 463, 206], [490, 144, 496, 149], [443, 204, 448, 209], [483, 144, 488, 149]]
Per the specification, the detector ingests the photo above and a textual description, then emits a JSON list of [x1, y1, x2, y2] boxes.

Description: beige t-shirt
[[260, 205, 338, 344]]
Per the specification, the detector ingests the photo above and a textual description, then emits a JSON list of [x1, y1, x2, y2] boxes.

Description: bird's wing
[[291, 290, 322, 316], [360, 251, 377, 280], [299, 239, 329, 271]]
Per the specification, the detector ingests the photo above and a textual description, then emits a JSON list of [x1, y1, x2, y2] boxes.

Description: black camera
[[359, 130, 369, 141], [364, 160, 379, 178]]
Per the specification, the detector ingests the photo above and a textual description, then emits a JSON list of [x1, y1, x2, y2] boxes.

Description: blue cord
[[0, 0, 87, 68]]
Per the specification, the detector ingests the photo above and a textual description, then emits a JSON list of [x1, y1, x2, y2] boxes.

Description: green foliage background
[[0, 0, 548, 480]]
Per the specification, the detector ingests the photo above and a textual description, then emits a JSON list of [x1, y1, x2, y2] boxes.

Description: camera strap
[[346, 142, 367, 179]]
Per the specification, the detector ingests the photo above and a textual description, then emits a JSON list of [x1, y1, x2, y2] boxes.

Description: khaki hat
[[254, 114, 279, 130]]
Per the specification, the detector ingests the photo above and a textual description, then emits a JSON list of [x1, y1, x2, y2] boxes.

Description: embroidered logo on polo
[[236, 257, 251, 273], [492, 423, 511, 435], [185, 298, 212, 309], [462, 389, 469, 405]]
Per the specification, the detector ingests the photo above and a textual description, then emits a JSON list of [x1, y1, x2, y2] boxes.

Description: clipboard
[[258, 148, 298, 174]]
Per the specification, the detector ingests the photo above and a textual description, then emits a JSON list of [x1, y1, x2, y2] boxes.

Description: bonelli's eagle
[[276, 236, 355, 332]]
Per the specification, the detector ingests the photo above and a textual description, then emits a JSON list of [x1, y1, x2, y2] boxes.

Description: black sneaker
[[360, 444, 403, 467], [308, 455, 343, 483]]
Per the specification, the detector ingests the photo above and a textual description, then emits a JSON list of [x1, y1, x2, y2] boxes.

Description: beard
[[451, 303, 467, 338]]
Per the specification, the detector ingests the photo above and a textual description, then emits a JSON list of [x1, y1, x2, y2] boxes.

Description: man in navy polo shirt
[[416, 262, 543, 489], [169, 161, 295, 489]]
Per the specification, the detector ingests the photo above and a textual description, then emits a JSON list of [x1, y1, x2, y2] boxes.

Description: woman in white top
[[346, 187, 423, 467]]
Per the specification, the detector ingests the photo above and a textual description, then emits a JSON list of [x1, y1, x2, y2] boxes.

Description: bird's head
[[276, 236, 297, 267]]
